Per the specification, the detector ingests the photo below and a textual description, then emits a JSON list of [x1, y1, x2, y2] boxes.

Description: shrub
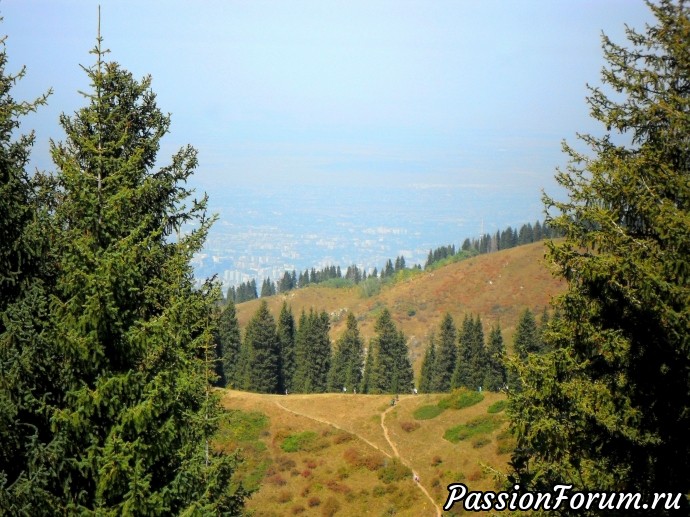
[[438, 388, 484, 410], [276, 456, 297, 472], [400, 421, 421, 432], [443, 415, 501, 443], [413, 405, 444, 420], [301, 469, 312, 478], [321, 496, 340, 517], [378, 458, 412, 484], [291, 505, 306, 515], [430, 455, 442, 467], [472, 436, 491, 448], [218, 410, 270, 443], [326, 479, 351, 494], [487, 400, 508, 414], [332, 431, 354, 445], [277, 490, 293, 503], [282, 431, 319, 452], [266, 473, 287, 486], [343, 447, 385, 471], [308, 496, 321, 508]]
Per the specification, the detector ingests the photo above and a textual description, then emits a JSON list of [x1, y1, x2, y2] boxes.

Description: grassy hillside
[[235, 241, 565, 372], [218, 389, 513, 516]]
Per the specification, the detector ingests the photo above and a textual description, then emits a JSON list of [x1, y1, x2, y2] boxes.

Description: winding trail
[[381, 400, 443, 517], [274, 397, 442, 517]]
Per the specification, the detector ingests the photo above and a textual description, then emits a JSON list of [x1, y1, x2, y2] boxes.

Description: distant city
[[190, 184, 544, 295]]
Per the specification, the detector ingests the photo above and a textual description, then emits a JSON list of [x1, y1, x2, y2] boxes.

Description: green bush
[[487, 400, 508, 414], [413, 405, 444, 420], [443, 415, 501, 443], [378, 458, 412, 484], [281, 431, 319, 452], [218, 410, 269, 442], [438, 388, 484, 410]]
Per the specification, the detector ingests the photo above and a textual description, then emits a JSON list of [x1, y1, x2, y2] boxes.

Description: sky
[[2, 1, 655, 194]]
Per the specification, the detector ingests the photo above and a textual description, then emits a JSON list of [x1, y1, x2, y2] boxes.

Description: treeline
[[216, 301, 413, 394], [215, 300, 551, 395], [228, 219, 559, 304], [425, 219, 561, 268], [418, 308, 551, 393]]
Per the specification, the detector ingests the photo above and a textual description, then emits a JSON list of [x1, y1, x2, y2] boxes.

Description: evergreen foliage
[[430, 313, 457, 392], [483, 324, 507, 392], [277, 301, 296, 393], [260, 277, 276, 297], [418, 333, 436, 393], [509, 1, 690, 511], [0, 34, 246, 514], [0, 34, 56, 513], [368, 309, 414, 394], [327, 312, 364, 392], [292, 309, 332, 393], [241, 300, 280, 393], [451, 315, 486, 390], [215, 299, 242, 388]]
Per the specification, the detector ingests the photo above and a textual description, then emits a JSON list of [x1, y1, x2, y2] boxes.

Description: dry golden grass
[[235, 241, 565, 372], [220, 389, 512, 516]]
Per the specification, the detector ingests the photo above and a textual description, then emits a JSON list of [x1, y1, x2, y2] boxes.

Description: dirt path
[[275, 397, 442, 516], [381, 399, 442, 517], [273, 399, 392, 458]]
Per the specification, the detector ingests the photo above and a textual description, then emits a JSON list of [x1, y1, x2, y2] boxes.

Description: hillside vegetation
[[235, 241, 565, 371], [218, 389, 511, 516]]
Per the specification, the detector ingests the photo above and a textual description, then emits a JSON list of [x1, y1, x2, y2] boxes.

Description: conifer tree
[[328, 312, 364, 392], [215, 299, 242, 387], [510, 2, 690, 509], [430, 313, 457, 392], [452, 315, 485, 390], [483, 324, 507, 392], [243, 300, 280, 393], [292, 309, 331, 393], [0, 34, 56, 513], [418, 333, 436, 393], [18, 34, 246, 513], [369, 309, 414, 394], [277, 301, 296, 393]]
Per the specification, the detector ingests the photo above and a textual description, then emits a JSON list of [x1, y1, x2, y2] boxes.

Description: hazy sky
[[3, 1, 653, 195]]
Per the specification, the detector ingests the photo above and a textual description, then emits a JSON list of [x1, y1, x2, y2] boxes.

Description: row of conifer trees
[[215, 300, 551, 395]]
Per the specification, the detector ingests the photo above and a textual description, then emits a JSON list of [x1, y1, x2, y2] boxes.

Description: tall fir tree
[[292, 309, 332, 393], [0, 33, 56, 513], [509, 2, 690, 512], [418, 333, 436, 393], [328, 312, 364, 392], [430, 313, 457, 392], [483, 324, 507, 392], [215, 299, 242, 388], [369, 309, 414, 394], [242, 300, 280, 393], [277, 301, 296, 393], [9, 34, 246, 514], [452, 315, 485, 390]]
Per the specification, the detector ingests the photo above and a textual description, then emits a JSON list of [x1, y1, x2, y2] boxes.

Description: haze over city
[[3, 1, 654, 288]]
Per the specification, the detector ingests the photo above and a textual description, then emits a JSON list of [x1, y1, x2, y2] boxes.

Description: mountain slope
[[235, 241, 565, 372]]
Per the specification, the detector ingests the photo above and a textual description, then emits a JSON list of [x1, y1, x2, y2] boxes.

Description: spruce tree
[[452, 315, 485, 390], [418, 333, 436, 393], [292, 309, 331, 393], [0, 34, 56, 513], [277, 301, 296, 393], [21, 35, 246, 513], [243, 300, 280, 393], [369, 309, 414, 394], [430, 313, 457, 392], [328, 312, 364, 392], [215, 300, 242, 388], [510, 1, 690, 510], [483, 324, 507, 392]]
